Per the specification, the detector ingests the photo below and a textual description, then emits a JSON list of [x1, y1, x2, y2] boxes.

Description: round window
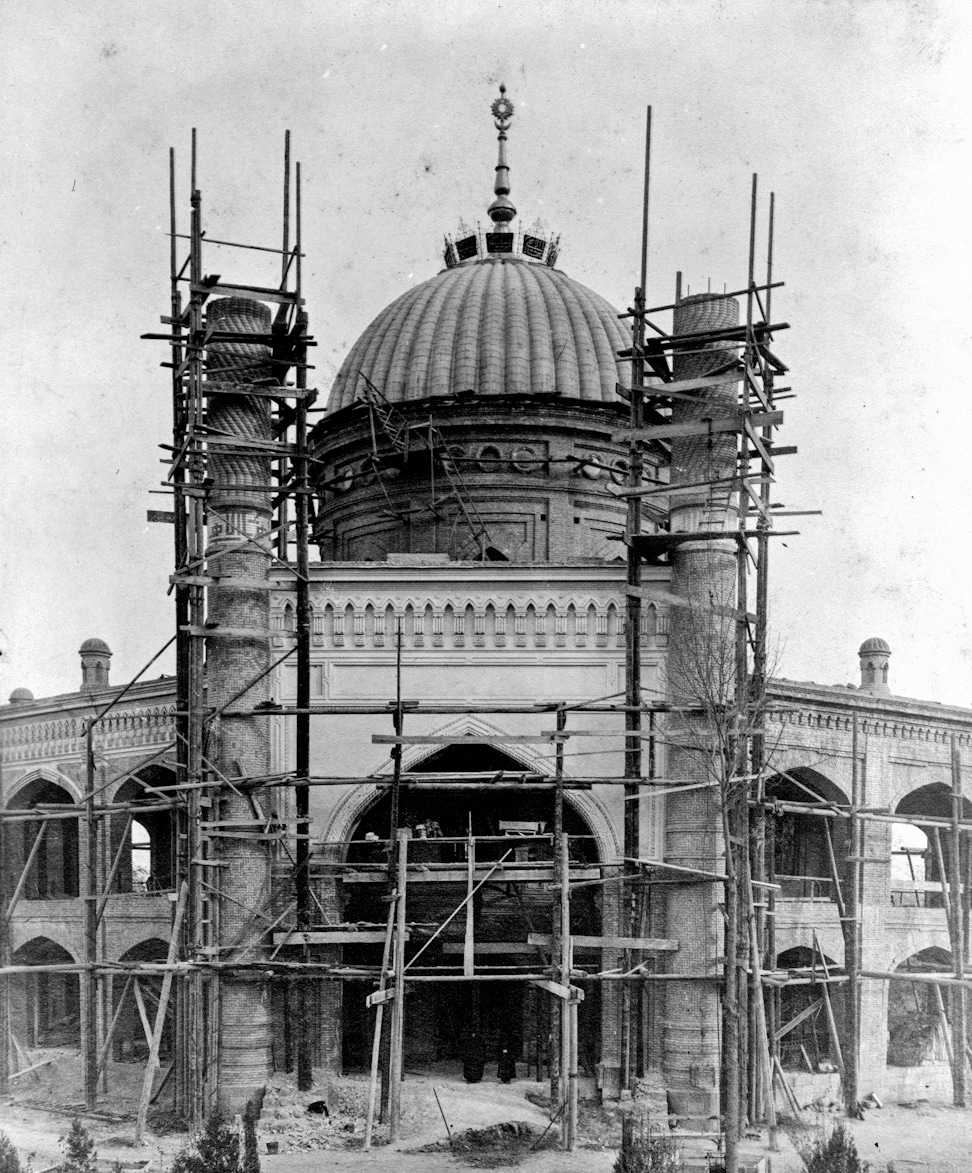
[[511, 446, 539, 473], [477, 444, 503, 471]]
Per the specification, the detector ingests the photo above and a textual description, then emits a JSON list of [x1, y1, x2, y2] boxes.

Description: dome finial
[[488, 84, 516, 231]]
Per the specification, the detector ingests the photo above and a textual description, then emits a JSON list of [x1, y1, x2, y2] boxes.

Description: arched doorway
[[766, 768, 847, 902], [4, 777, 79, 899], [887, 947, 953, 1067], [110, 939, 174, 1063], [340, 744, 602, 1079], [892, 785, 972, 909], [775, 946, 844, 1072], [110, 767, 177, 894], [10, 938, 80, 1047]]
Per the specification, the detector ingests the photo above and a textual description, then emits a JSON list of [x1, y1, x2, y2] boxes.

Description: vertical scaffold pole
[[0, 771, 9, 1094], [623, 103, 651, 1092], [560, 831, 573, 1150], [168, 141, 192, 1120], [551, 707, 566, 1107], [294, 151, 314, 1093], [83, 719, 99, 1108], [844, 714, 861, 1114], [950, 738, 967, 1105], [389, 829, 409, 1142]]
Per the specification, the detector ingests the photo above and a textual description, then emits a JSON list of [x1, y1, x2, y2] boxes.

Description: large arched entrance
[[775, 946, 845, 1072], [110, 767, 177, 894], [10, 938, 80, 1048], [887, 947, 953, 1067], [4, 776, 80, 900], [891, 785, 972, 909], [766, 767, 847, 902], [110, 939, 174, 1063], [340, 745, 603, 1080]]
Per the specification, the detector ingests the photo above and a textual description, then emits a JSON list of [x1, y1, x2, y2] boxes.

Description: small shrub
[[613, 1114, 681, 1173], [799, 1120, 869, 1173], [170, 1112, 240, 1173], [0, 1131, 22, 1173], [61, 1119, 97, 1173]]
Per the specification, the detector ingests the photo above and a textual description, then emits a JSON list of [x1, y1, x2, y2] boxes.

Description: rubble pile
[[258, 1073, 367, 1152]]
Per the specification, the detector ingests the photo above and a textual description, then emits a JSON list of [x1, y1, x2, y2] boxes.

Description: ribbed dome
[[859, 637, 890, 655], [79, 638, 111, 655], [327, 257, 631, 412]]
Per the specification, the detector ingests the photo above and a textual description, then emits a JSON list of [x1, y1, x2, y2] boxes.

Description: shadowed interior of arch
[[4, 777, 80, 899], [887, 946, 955, 1067], [335, 742, 602, 1078], [110, 766, 177, 893], [111, 938, 175, 1066], [10, 938, 80, 1047], [775, 945, 845, 1072], [766, 767, 848, 901]]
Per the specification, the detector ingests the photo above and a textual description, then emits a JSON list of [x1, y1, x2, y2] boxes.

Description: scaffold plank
[[527, 933, 678, 952], [191, 281, 300, 304], [271, 930, 408, 945], [614, 409, 782, 444]]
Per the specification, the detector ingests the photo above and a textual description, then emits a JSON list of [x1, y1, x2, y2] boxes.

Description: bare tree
[[661, 548, 784, 1173]]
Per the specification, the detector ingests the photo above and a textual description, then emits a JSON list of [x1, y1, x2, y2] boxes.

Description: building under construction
[[2, 89, 971, 1164]]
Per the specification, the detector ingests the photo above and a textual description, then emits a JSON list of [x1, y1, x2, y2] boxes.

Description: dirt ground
[[2, 1050, 972, 1171]]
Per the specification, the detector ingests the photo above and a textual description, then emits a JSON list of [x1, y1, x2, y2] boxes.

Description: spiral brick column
[[205, 297, 274, 1115], [662, 293, 740, 1126]]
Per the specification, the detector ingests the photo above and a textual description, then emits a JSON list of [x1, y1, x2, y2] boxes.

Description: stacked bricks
[[205, 297, 274, 1114], [662, 294, 740, 1125]]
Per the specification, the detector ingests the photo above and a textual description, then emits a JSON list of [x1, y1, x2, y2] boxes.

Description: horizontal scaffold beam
[[340, 865, 602, 885], [527, 933, 678, 952], [271, 930, 410, 945]]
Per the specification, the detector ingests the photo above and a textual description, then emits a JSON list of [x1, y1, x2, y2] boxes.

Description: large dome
[[327, 256, 632, 412]]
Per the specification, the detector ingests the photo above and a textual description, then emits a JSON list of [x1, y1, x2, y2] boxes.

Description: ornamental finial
[[488, 84, 516, 230]]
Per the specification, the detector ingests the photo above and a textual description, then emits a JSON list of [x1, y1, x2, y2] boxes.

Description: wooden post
[[0, 791, 8, 1096], [294, 292, 313, 1091], [364, 899, 397, 1150], [97, 974, 134, 1077], [933, 983, 955, 1068], [950, 740, 967, 1106], [83, 720, 99, 1109], [560, 832, 571, 1148], [136, 881, 188, 1143], [551, 710, 565, 1107], [744, 852, 777, 1150], [464, 830, 475, 977], [567, 995, 579, 1152], [843, 714, 861, 1115], [388, 830, 409, 1143], [932, 828, 952, 922], [812, 934, 845, 1076], [622, 105, 652, 1094]]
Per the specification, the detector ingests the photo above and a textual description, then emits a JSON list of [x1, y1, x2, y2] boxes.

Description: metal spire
[[487, 84, 516, 232]]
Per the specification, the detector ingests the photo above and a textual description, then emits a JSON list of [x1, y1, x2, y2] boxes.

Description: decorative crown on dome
[[442, 85, 560, 271]]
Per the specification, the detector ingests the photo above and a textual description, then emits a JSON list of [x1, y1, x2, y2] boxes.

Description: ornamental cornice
[[0, 705, 176, 761], [270, 594, 669, 652], [766, 705, 972, 748]]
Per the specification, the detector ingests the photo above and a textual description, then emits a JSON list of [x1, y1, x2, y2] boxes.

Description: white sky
[[2, 0, 971, 706]]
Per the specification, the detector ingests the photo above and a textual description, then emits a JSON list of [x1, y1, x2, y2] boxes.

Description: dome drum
[[310, 396, 667, 564]]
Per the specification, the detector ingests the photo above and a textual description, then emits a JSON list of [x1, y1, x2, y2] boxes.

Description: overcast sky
[[2, 0, 971, 707]]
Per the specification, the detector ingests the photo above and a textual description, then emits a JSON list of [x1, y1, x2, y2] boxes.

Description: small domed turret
[[858, 637, 890, 695], [8, 687, 34, 705], [80, 638, 112, 692]]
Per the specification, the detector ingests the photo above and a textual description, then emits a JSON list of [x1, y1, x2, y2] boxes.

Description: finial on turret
[[488, 84, 516, 232]]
